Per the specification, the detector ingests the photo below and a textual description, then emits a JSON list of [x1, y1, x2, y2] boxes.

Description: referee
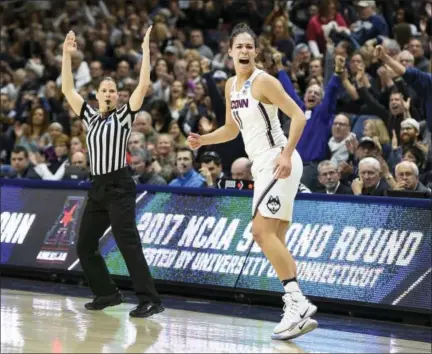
[[61, 28, 163, 318]]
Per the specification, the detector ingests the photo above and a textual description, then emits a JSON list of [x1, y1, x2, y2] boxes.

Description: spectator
[[189, 29, 214, 60], [63, 151, 90, 181], [169, 147, 205, 188], [306, 0, 347, 58], [153, 133, 176, 183], [132, 111, 159, 146], [317, 160, 353, 194], [130, 148, 167, 186], [407, 38, 430, 73], [230, 157, 253, 181], [392, 160, 431, 196], [351, 157, 390, 196], [7, 146, 40, 179], [198, 151, 225, 187], [375, 45, 432, 134], [276, 53, 344, 191], [328, 113, 353, 165]]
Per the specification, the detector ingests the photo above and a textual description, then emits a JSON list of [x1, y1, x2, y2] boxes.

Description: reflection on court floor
[[1, 289, 430, 353]]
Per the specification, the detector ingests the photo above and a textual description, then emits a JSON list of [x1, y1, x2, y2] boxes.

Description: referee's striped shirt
[[79, 102, 137, 176]]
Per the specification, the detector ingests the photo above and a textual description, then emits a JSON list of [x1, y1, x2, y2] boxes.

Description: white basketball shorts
[[251, 147, 303, 222]]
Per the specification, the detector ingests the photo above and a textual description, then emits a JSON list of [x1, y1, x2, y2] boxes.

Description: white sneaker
[[272, 318, 318, 341], [272, 293, 317, 338]]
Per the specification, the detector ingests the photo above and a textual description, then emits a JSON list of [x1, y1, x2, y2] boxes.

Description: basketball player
[[61, 28, 164, 318], [188, 23, 317, 340]]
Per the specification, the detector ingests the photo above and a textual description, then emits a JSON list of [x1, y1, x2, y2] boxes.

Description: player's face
[[97, 80, 118, 111], [229, 33, 258, 75]]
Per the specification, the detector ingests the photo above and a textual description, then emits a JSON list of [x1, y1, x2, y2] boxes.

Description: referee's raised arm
[[129, 26, 152, 112], [61, 31, 84, 117]]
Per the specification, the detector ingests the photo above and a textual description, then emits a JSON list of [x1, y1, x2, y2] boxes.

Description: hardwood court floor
[[1, 288, 430, 353]]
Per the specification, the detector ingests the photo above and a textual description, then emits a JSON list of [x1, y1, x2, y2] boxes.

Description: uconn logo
[[231, 99, 249, 110]]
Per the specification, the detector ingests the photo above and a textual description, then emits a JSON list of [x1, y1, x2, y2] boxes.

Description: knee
[[251, 225, 266, 246]]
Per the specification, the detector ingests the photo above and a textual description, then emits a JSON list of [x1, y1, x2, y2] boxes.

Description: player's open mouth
[[239, 58, 249, 65]]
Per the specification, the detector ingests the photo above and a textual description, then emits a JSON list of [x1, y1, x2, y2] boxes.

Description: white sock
[[283, 281, 302, 295]]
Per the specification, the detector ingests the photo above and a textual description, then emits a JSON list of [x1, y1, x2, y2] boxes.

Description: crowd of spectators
[[1, 0, 431, 198]]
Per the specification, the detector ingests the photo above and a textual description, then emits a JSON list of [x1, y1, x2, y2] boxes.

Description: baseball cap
[[401, 118, 420, 132], [357, 1, 376, 7], [359, 136, 378, 148], [213, 70, 228, 81]]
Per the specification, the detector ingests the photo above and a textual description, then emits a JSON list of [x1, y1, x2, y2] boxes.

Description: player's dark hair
[[229, 22, 258, 48]]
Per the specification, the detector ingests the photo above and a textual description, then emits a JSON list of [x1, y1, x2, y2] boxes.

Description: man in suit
[[317, 160, 353, 195], [351, 157, 390, 196]]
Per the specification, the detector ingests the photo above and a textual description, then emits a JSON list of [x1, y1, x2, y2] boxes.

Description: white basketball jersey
[[230, 68, 287, 161]]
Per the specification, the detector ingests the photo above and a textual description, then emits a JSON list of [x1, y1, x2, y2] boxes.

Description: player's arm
[[129, 26, 152, 112], [198, 77, 240, 145], [61, 31, 84, 116], [257, 74, 306, 158]]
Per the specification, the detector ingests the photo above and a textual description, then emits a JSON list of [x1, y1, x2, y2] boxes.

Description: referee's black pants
[[77, 167, 161, 304]]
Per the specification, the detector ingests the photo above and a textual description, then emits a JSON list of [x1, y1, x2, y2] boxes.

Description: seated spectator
[[168, 120, 187, 150], [132, 111, 159, 146], [130, 148, 167, 186], [63, 151, 90, 181], [351, 157, 390, 196], [169, 147, 205, 188], [70, 135, 87, 154], [6, 145, 40, 179], [128, 132, 146, 153], [231, 157, 253, 181], [317, 160, 353, 194], [198, 151, 225, 188], [31, 134, 70, 180], [362, 118, 391, 158], [153, 134, 176, 183], [402, 144, 432, 188], [328, 113, 353, 165], [388, 118, 422, 169], [391, 160, 431, 196]]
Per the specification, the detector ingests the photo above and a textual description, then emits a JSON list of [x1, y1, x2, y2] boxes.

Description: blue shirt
[[168, 169, 206, 188], [278, 70, 342, 162], [352, 15, 389, 45]]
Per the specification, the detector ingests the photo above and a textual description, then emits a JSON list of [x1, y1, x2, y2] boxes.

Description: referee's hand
[[187, 132, 202, 150], [141, 25, 153, 50], [63, 31, 77, 54]]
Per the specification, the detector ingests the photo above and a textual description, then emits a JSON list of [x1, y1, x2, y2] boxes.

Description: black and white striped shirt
[[79, 102, 136, 176]]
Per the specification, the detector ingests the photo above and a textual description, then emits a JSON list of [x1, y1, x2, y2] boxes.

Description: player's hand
[[187, 132, 203, 150], [274, 153, 292, 179], [63, 31, 77, 55]]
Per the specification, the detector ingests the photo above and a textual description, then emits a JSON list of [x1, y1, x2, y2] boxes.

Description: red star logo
[[61, 204, 78, 227]]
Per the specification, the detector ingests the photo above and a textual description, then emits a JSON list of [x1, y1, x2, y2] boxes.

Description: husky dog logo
[[267, 195, 281, 214]]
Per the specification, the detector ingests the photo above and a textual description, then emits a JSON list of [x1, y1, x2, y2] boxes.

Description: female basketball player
[[188, 23, 317, 340]]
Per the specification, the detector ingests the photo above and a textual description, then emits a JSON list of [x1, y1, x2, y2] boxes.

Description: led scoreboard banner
[[1, 179, 431, 312]]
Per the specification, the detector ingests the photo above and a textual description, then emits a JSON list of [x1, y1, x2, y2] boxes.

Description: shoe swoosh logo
[[300, 306, 309, 319], [298, 321, 307, 330]]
